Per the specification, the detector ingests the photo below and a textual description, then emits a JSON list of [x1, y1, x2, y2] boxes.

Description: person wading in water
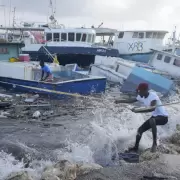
[[115, 83, 168, 152]]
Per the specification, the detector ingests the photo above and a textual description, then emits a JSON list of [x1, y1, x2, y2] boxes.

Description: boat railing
[[41, 46, 55, 62]]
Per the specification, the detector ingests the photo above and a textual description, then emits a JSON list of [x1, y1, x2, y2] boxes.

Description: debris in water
[[32, 111, 41, 118], [0, 93, 13, 98], [24, 94, 39, 103], [43, 110, 54, 116]]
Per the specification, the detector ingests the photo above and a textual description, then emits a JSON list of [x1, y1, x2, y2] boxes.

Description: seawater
[[0, 89, 180, 180]]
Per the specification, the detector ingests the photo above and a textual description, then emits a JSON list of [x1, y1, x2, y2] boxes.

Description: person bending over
[[115, 83, 168, 152], [40, 61, 53, 82]]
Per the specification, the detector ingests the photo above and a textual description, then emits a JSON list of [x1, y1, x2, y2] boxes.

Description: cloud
[[0, 0, 180, 32], [1, 0, 91, 17]]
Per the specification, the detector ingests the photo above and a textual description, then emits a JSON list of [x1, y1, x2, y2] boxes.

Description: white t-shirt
[[136, 91, 168, 117]]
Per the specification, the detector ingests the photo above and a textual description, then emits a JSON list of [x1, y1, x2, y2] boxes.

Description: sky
[[0, 0, 180, 38]]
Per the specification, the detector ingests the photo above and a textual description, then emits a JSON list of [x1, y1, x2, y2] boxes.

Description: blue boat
[[120, 66, 174, 96], [0, 71, 106, 99], [119, 52, 153, 64], [0, 42, 106, 99], [20, 27, 119, 67]]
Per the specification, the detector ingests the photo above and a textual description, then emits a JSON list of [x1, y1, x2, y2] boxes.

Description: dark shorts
[[138, 115, 168, 134]]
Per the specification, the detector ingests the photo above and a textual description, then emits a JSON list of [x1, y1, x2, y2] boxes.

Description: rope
[[1, 81, 180, 110], [0, 80, 101, 100], [133, 101, 180, 112]]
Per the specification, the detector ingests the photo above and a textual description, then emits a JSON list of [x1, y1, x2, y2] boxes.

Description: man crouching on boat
[[115, 83, 168, 153], [40, 60, 53, 82]]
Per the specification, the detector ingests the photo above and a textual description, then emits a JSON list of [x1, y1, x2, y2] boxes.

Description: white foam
[[1, 92, 180, 178]]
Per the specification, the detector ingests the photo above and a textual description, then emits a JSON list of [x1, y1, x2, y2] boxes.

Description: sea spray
[[1, 91, 180, 179]]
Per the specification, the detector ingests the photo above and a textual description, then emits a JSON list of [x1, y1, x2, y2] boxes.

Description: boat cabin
[[113, 30, 168, 54], [93, 28, 118, 47], [148, 49, 180, 77], [44, 28, 96, 45]]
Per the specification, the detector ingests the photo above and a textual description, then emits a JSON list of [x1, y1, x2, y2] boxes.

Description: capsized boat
[[90, 55, 174, 96]]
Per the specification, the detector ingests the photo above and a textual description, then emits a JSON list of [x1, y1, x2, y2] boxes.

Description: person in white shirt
[[115, 83, 168, 153]]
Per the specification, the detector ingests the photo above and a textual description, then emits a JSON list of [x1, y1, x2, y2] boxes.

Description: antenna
[[0, 5, 6, 26], [48, 0, 58, 26], [172, 25, 176, 55], [9, 0, 12, 26], [49, 0, 54, 16], [98, 22, 103, 28], [12, 7, 16, 27], [54, 0, 56, 16]]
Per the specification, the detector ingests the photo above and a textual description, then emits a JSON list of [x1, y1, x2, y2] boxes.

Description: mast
[[0, 5, 6, 26], [49, 0, 57, 27], [12, 7, 16, 27], [172, 26, 176, 55], [9, 0, 11, 26]]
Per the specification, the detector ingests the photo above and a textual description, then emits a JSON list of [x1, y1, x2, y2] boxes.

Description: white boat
[[90, 29, 179, 84], [90, 55, 174, 95], [95, 29, 169, 63], [148, 49, 180, 78]]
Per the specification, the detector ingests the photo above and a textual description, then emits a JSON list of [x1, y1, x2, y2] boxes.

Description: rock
[[167, 144, 180, 154], [25, 94, 39, 103], [176, 124, 180, 131], [41, 166, 61, 179], [40, 174, 60, 180], [33, 111, 41, 118], [157, 144, 178, 154], [54, 160, 77, 180], [139, 150, 160, 162], [76, 163, 103, 176], [77, 154, 180, 180], [41, 160, 77, 180], [169, 131, 180, 145], [43, 111, 54, 116], [152, 172, 178, 180], [5, 171, 33, 180]]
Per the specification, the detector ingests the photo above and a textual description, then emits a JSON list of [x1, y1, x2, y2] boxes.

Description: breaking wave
[[0, 88, 180, 179]]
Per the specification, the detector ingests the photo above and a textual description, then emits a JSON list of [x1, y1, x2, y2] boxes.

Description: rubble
[[32, 111, 41, 118], [5, 171, 33, 180], [24, 94, 39, 103]]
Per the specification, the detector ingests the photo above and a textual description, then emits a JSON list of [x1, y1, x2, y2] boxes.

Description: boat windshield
[[45, 32, 95, 43]]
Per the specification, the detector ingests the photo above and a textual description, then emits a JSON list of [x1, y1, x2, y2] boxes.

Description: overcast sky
[[0, 0, 180, 36]]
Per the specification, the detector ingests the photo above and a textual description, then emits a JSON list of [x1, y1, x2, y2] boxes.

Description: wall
[[0, 43, 22, 61]]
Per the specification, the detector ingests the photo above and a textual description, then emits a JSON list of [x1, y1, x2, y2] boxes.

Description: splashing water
[[1, 90, 180, 179]]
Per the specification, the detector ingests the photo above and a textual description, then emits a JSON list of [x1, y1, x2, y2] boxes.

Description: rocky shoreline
[[5, 126, 180, 180], [1, 90, 180, 180]]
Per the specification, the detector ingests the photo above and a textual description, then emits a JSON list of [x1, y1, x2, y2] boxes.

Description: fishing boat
[[148, 49, 180, 77], [0, 42, 106, 98], [89, 29, 180, 95], [95, 29, 169, 63], [90, 55, 174, 95], [0, 26, 120, 68]]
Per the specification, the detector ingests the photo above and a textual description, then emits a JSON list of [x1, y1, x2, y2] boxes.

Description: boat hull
[[22, 46, 120, 67], [119, 52, 153, 63], [120, 66, 174, 95], [0, 76, 106, 99]]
